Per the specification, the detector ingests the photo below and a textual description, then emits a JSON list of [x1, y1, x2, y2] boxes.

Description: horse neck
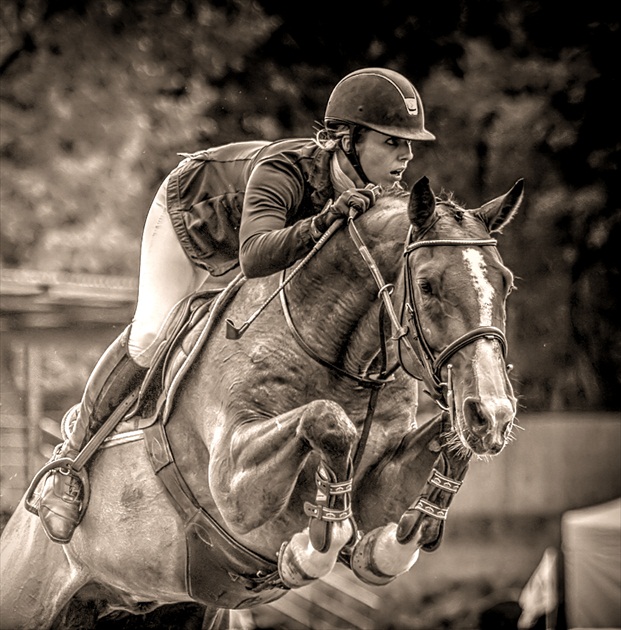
[[287, 204, 407, 376], [341, 285, 405, 376]]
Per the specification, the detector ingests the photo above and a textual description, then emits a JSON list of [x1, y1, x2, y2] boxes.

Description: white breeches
[[127, 177, 209, 367]]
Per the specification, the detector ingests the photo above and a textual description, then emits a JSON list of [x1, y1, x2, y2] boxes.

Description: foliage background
[[1, 0, 619, 412]]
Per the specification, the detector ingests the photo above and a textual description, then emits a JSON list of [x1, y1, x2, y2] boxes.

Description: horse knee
[[298, 400, 357, 459]]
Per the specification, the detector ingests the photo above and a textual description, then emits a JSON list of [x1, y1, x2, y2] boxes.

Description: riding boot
[[38, 329, 147, 544]]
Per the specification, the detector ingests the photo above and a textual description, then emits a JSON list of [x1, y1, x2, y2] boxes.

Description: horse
[[0, 175, 524, 629]]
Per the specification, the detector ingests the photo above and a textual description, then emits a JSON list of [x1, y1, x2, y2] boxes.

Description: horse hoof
[[350, 527, 400, 586], [277, 539, 318, 588]]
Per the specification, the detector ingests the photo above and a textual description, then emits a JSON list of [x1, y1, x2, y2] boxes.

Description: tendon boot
[[38, 329, 147, 544]]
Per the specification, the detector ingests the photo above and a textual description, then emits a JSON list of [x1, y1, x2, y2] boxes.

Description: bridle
[[280, 214, 511, 439], [398, 225, 509, 407]]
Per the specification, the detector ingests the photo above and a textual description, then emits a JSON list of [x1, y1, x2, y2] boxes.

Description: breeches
[[127, 177, 209, 367]]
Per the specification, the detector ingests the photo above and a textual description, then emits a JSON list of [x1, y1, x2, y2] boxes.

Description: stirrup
[[25, 451, 91, 519]]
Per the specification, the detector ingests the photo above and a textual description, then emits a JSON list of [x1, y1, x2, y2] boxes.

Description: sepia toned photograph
[[0, 1, 619, 629]]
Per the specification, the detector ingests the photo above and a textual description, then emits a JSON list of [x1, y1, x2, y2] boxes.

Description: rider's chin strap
[[341, 126, 371, 185]]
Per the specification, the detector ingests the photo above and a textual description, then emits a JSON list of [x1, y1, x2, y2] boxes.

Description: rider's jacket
[[166, 138, 335, 278]]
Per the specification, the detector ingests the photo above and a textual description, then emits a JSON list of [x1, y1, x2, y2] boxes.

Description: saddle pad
[[105, 273, 246, 437]]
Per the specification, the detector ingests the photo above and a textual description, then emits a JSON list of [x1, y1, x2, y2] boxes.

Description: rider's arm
[[239, 158, 318, 278]]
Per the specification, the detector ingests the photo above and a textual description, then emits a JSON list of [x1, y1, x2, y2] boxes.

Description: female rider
[[37, 67, 435, 544]]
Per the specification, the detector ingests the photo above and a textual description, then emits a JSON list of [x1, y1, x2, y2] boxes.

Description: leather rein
[[279, 215, 510, 463]]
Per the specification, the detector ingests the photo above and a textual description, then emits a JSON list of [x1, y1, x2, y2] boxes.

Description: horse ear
[[476, 179, 524, 233], [408, 176, 436, 232]]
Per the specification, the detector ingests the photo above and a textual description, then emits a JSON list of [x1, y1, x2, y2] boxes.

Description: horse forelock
[[434, 198, 492, 240]]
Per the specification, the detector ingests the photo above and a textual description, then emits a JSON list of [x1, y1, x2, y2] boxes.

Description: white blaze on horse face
[[462, 248, 499, 391], [460, 247, 515, 450], [462, 247, 510, 408], [462, 249, 494, 326]]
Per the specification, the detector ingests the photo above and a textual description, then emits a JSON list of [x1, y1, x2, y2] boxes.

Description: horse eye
[[504, 275, 516, 296], [418, 279, 433, 295]]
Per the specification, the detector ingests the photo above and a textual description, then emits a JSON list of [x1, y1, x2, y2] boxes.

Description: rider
[[37, 67, 435, 544]]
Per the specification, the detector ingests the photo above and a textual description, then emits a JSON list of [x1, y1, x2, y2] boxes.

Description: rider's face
[[356, 130, 414, 188]]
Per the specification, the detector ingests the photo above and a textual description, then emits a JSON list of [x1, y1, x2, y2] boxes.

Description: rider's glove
[[312, 184, 382, 236]]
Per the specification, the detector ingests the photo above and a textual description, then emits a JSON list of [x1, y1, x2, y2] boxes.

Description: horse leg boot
[[350, 448, 470, 586], [277, 401, 356, 588], [38, 328, 147, 544], [278, 459, 355, 588]]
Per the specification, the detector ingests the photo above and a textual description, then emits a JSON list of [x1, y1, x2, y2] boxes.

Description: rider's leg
[[127, 177, 209, 369], [39, 177, 209, 544], [39, 328, 147, 543]]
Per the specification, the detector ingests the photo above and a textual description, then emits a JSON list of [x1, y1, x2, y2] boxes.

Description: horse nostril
[[463, 397, 488, 436], [499, 409, 515, 440]]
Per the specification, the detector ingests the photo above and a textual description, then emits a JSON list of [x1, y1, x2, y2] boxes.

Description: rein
[[279, 274, 396, 389]]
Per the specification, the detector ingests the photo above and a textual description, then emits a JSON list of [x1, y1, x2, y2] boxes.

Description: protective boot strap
[[304, 462, 353, 553]]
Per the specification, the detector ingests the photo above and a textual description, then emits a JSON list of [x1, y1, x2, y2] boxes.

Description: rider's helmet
[[324, 68, 435, 142], [324, 68, 435, 183]]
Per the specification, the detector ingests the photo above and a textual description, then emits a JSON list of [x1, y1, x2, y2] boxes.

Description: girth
[[143, 421, 286, 609]]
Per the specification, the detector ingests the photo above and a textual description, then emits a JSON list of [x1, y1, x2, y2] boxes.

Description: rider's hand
[[313, 184, 382, 233]]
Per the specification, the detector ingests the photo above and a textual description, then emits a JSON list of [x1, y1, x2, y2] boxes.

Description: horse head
[[290, 175, 522, 457], [398, 176, 523, 456]]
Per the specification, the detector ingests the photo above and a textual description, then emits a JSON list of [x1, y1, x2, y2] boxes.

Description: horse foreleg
[[350, 414, 470, 585], [0, 502, 90, 629], [212, 399, 357, 588], [277, 400, 358, 587]]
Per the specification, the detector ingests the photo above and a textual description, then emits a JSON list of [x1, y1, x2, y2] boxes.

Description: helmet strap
[[341, 125, 371, 185]]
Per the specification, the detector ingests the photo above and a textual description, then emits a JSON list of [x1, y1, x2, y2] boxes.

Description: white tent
[[562, 498, 621, 629]]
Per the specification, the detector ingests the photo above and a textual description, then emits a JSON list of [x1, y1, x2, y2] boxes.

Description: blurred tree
[[0, 0, 618, 410]]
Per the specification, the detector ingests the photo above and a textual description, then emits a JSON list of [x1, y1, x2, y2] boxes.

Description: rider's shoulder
[[174, 138, 317, 167]]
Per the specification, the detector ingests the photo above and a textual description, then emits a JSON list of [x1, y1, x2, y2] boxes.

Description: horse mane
[[365, 186, 466, 228]]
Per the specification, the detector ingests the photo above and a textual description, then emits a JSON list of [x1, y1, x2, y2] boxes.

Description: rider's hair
[[313, 122, 406, 194], [313, 123, 367, 151]]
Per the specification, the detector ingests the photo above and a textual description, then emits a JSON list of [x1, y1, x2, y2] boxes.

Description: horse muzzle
[[459, 396, 515, 455]]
